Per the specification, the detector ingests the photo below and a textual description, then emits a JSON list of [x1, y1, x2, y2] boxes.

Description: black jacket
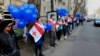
[[0, 32, 20, 55], [0, 32, 13, 54]]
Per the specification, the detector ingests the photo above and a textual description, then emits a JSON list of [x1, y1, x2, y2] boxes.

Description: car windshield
[[96, 19, 100, 21]]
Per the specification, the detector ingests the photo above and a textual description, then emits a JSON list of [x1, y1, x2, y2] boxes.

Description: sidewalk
[[43, 26, 82, 56], [20, 26, 81, 56]]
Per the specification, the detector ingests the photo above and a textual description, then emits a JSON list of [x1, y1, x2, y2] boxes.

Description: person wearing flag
[[48, 14, 57, 47], [56, 18, 63, 41], [29, 17, 45, 56]]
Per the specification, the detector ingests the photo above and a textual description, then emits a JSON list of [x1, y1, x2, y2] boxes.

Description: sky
[[87, 0, 100, 15]]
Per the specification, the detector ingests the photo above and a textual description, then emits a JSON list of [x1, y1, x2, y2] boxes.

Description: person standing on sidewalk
[[76, 17, 80, 27], [0, 21, 20, 56], [71, 15, 75, 30], [29, 17, 45, 56], [74, 16, 77, 28], [56, 18, 63, 41], [48, 14, 57, 47], [67, 15, 72, 33], [62, 18, 68, 39], [80, 15, 84, 25]]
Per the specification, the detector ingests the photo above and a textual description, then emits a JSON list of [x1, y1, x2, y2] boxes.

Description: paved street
[[46, 22, 100, 56]]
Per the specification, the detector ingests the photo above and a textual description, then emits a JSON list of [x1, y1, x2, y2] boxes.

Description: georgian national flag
[[55, 21, 61, 29], [48, 19, 56, 26], [48, 19, 61, 29], [29, 22, 45, 43]]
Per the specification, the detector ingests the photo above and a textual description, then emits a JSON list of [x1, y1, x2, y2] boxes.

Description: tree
[[73, 0, 83, 16], [80, 6, 87, 16]]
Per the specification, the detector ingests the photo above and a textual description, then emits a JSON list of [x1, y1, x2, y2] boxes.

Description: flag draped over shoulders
[[29, 22, 45, 44]]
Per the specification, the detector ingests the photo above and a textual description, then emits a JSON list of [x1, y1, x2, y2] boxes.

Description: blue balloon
[[34, 9, 39, 16], [57, 8, 68, 17], [17, 20, 27, 28], [45, 23, 52, 31], [8, 5, 16, 13], [20, 6, 26, 18], [28, 4, 38, 16], [20, 6, 25, 11], [28, 4, 36, 11], [11, 8, 21, 19], [23, 3, 29, 9], [76, 12, 81, 17], [23, 9, 34, 20], [28, 14, 37, 23]]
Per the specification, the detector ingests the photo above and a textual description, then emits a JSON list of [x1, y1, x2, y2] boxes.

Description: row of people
[[0, 15, 84, 56], [0, 17, 46, 56], [48, 14, 85, 47]]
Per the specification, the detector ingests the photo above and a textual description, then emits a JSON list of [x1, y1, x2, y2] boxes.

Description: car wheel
[[94, 23, 96, 26]]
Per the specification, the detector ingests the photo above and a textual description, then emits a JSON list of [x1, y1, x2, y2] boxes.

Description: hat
[[0, 20, 12, 31]]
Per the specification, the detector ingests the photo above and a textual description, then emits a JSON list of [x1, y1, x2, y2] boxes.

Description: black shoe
[[54, 43, 57, 45], [39, 54, 44, 56], [51, 45, 56, 47]]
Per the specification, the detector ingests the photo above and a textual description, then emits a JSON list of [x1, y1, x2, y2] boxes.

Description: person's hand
[[23, 34, 26, 37], [23, 33, 28, 43]]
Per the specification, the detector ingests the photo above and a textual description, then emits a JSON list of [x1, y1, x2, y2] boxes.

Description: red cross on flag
[[29, 22, 45, 43]]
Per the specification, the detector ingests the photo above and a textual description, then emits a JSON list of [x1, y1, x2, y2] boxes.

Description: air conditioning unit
[[3, 11, 13, 21]]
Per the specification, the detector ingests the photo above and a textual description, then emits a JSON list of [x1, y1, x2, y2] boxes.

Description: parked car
[[87, 19, 92, 22], [94, 19, 100, 26]]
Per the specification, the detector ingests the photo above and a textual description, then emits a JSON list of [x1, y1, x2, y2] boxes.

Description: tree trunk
[[36, 0, 41, 16], [73, 0, 83, 16]]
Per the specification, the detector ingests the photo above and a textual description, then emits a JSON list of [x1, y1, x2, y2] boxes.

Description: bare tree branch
[[73, 0, 83, 16]]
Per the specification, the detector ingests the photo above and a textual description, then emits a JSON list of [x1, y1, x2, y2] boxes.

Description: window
[[0, 0, 4, 5]]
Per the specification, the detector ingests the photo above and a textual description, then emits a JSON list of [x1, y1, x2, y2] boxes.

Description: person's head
[[37, 17, 43, 23], [62, 19, 65, 22], [68, 15, 71, 17], [50, 14, 55, 19], [0, 20, 12, 33]]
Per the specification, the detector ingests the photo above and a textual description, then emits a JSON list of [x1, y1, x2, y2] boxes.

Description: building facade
[[0, 0, 77, 17], [0, 0, 27, 11]]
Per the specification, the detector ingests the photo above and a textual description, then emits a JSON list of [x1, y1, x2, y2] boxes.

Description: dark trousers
[[79, 20, 83, 25], [63, 25, 67, 36], [80, 20, 83, 25], [66, 26, 70, 36], [49, 31, 56, 46], [35, 44, 43, 56], [56, 30, 62, 41], [72, 22, 75, 30]]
